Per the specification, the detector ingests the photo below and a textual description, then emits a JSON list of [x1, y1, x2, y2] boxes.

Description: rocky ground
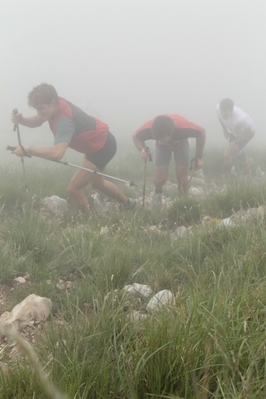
[[1, 166, 266, 375]]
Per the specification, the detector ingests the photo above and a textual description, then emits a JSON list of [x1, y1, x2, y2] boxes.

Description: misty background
[[1, 0, 266, 163]]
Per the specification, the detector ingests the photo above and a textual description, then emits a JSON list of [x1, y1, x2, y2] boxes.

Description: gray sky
[[1, 0, 266, 154]]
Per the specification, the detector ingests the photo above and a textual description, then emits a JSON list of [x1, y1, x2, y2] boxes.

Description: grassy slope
[[1, 147, 266, 398]]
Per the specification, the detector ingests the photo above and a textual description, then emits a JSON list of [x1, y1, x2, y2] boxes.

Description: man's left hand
[[190, 157, 203, 171], [11, 145, 30, 158]]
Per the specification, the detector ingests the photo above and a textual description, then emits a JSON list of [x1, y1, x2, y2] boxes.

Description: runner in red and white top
[[11, 83, 135, 212]]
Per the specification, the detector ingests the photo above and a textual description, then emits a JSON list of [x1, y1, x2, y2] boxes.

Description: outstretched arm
[[195, 129, 206, 158], [133, 128, 153, 160], [11, 112, 45, 128], [176, 127, 206, 170], [12, 142, 69, 160], [193, 129, 206, 170]]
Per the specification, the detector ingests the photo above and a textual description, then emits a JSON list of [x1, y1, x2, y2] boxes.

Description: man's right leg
[[154, 143, 171, 189], [153, 165, 169, 192], [67, 158, 96, 212], [153, 143, 171, 208], [223, 145, 234, 174]]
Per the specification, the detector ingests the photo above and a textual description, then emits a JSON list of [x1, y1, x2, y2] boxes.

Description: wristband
[[195, 155, 203, 159]]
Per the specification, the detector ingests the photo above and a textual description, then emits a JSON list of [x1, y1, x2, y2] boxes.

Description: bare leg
[[67, 158, 128, 212], [153, 165, 168, 192], [175, 164, 189, 195], [223, 145, 234, 164], [91, 173, 128, 203]]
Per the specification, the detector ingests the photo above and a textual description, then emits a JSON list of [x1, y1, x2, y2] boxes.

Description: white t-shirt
[[216, 104, 255, 138]]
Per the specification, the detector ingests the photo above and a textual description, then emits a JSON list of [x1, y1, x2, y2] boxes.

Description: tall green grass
[[1, 148, 266, 397]]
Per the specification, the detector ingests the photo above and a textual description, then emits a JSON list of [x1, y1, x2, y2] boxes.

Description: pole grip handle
[[145, 146, 152, 162], [6, 145, 16, 151]]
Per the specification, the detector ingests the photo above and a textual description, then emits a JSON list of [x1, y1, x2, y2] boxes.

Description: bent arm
[[11, 113, 45, 128], [28, 142, 69, 160], [195, 129, 206, 159], [12, 142, 69, 160], [133, 135, 146, 152], [133, 128, 153, 159]]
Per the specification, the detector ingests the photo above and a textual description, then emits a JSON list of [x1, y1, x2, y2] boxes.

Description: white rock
[[146, 290, 175, 312], [41, 195, 68, 216], [189, 187, 203, 197], [132, 283, 153, 298], [170, 232, 178, 242], [194, 169, 205, 179], [219, 218, 235, 228], [174, 226, 188, 237], [14, 277, 26, 284], [56, 279, 65, 290], [149, 226, 161, 233], [0, 294, 52, 328], [123, 283, 153, 298], [129, 310, 148, 321], [190, 177, 206, 187], [91, 193, 105, 215], [100, 226, 109, 235]]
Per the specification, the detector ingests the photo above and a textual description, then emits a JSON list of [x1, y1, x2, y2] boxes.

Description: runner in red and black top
[[11, 83, 135, 212], [133, 114, 205, 205]]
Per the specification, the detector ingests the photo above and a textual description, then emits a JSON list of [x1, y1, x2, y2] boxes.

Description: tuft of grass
[[168, 195, 202, 226]]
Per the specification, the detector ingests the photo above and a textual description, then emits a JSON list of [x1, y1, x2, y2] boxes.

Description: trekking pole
[[142, 147, 152, 207], [6, 146, 138, 187], [12, 109, 30, 194]]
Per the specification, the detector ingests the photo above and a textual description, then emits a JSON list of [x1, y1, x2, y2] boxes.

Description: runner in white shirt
[[216, 99, 255, 174]]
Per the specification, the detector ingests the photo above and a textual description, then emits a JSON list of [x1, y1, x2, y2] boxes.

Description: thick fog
[[1, 0, 266, 159]]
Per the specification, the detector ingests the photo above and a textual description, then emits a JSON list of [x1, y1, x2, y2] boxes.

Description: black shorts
[[229, 132, 255, 150], [85, 131, 117, 170]]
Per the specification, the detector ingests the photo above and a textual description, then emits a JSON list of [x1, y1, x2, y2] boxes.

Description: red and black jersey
[[48, 97, 109, 154], [134, 114, 204, 149]]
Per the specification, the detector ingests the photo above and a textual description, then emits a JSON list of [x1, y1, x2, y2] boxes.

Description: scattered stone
[[90, 192, 105, 215], [123, 283, 153, 298], [149, 226, 161, 234], [100, 226, 109, 235], [189, 187, 203, 197], [40, 195, 68, 216], [170, 226, 188, 241], [128, 310, 148, 322], [190, 177, 206, 187], [194, 169, 205, 179], [56, 279, 65, 290], [146, 290, 175, 312], [219, 218, 235, 228], [56, 279, 73, 291], [0, 294, 52, 329], [14, 277, 26, 284], [175, 226, 188, 237]]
